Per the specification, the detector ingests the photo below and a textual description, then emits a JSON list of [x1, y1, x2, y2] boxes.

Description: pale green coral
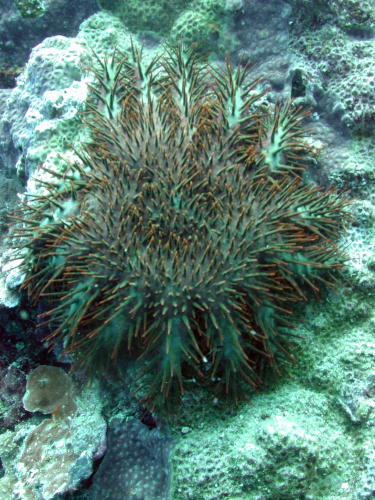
[[99, 0, 189, 36], [170, 1, 235, 54], [97, 0, 232, 51], [170, 9, 219, 50]]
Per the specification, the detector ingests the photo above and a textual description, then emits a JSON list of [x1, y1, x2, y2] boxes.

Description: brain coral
[[13, 45, 349, 410]]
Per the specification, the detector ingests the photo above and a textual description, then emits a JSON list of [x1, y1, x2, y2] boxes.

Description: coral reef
[[91, 418, 172, 499], [171, 384, 362, 499], [0, 35, 89, 305], [291, 25, 375, 133], [169, 0, 232, 53], [168, 294, 375, 499], [11, 45, 348, 409], [0, 3, 373, 498], [286, 0, 375, 133], [0, 373, 106, 500], [99, 0, 188, 37], [98, 0, 232, 54], [0, 36, 89, 173], [169, 9, 219, 50], [23, 365, 76, 416]]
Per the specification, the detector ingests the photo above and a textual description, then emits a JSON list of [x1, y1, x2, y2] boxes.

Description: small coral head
[[13, 45, 349, 409]]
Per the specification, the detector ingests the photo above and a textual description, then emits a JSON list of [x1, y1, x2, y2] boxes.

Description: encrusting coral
[[22, 365, 76, 416], [12, 45, 349, 410]]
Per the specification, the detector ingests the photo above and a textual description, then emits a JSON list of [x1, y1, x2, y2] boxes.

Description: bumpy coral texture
[[15, 46, 348, 408], [99, 0, 189, 35], [170, 9, 219, 50], [91, 418, 172, 499]]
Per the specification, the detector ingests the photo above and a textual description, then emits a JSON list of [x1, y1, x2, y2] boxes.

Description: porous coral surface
[[291, 25, 375, 132], [99, 0, 188, 36], [91, 418, 172, 499]]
